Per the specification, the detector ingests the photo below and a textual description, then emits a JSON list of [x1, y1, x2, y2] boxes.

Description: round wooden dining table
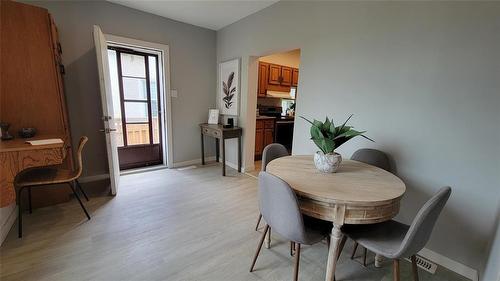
[[266, 155, 406, 281]]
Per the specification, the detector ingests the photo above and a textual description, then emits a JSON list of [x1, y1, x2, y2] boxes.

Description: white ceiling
[[108, 0, 279, 30]]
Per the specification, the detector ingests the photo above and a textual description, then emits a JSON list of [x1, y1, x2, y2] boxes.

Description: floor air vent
[[406, 255, 438, 274]]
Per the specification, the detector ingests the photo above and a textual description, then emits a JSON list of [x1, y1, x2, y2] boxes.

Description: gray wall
[[483, 208, 500, 281], [28, 0, 216, 176], [217, 1, 500, 276]]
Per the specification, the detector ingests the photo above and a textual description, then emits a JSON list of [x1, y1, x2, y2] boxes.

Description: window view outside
[[107, 49, 160, 147]]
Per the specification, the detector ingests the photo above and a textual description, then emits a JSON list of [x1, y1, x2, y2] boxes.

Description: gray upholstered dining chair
[[342, 186, 452, 281], [250, 172, 331, 281], [254, 143, 289, 231], [351, 148, 391, 171], [350, 148, 391, 265]]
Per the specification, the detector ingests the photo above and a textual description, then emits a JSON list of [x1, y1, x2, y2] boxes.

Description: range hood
[[266, 88, 296, 99]]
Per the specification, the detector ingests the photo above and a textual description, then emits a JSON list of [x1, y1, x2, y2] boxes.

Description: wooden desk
[[200, 124, 242, 176], [266, 156, 406, 281], [0, 136, 67, 208]]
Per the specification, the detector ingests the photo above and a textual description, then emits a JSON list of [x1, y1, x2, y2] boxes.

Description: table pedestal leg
[[325, 224, 343, 281], [375, 254, 385, 267]]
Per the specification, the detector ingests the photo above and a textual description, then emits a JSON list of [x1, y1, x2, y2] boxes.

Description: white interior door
[[93, 25, 120, 195]]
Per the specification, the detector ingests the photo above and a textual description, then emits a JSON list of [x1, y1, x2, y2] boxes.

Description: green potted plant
[[300, 115, 373, 173]]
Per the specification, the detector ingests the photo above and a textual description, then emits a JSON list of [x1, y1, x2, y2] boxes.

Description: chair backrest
[[258, 171, 307, 243], [396, 186, 452, 257], [351, 148, 391, 171], [261, 143, 289, 171], [74, 136, 88, 178]]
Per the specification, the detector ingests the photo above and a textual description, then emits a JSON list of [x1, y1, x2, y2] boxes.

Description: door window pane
[[126, 123, 150, 145], [121, 53, 146, 78], [123, 77, 147, 100], [149, 56, 160, 144], [107, 49, 125, 147], [124, 102, 149, 123]]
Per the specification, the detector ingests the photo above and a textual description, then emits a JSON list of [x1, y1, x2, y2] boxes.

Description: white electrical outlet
[[170, 89, 178, 98]]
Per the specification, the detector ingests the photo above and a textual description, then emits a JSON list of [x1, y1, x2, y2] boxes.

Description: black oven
[[274, 118, 294, 152]]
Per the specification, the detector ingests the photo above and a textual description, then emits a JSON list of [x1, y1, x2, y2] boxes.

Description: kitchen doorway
[[105, 35, 173, 172], [249, 49, 301, 177]]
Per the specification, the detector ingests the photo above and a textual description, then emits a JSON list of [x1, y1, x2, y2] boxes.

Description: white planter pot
[[314, 151, 342, 173]]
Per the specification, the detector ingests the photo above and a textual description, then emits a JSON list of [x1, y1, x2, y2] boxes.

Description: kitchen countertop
[[256, 116, 276, 120]]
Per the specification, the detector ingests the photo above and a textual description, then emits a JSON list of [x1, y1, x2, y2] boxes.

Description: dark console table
[[200, 123, 242, 176]]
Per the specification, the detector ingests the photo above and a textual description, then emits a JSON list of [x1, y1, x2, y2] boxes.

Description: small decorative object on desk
[[0, 122, 14, 140], [301, 114, 374, 173], [19, 127, 37, 138], [26, 138, 63, 146], [223, 118, 234, 128], [208, 109, 219, 124]]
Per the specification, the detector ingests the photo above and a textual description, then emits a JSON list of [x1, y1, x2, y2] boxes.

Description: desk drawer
[[203, 127, 221, 138]]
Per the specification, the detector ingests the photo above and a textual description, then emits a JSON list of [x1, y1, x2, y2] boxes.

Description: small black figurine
[[0, 122, 14, 140]]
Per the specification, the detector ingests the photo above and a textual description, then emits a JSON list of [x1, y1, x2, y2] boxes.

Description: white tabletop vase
[[314, 151, 342, 173]]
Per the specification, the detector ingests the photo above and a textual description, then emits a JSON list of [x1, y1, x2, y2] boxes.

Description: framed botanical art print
[[218, 58, 240, 116]]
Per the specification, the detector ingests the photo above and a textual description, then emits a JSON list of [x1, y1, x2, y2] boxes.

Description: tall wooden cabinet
[[1, 0, 73, 207]]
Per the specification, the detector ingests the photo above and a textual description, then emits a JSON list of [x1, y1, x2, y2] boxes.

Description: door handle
[[99, 128, 117, 133]]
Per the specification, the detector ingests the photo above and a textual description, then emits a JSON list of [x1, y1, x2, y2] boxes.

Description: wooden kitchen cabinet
[[264, 129, 274, 146], [259, 62, 299, 95], [268, 64, 281, 85], [258, 62, 268, 97], [281, 66, 292, 86], [255, 119, 275, 159], [292, 68, 299, 86]]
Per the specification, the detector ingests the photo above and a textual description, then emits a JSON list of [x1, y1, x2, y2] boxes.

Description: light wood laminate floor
[[0, 164, 467, 281]]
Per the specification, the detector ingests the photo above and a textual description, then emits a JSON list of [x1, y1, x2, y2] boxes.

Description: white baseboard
[[419, 247, 478, 281], [172, 156, 215, 168], [1, 203, 17, 246], [215, 158, 248, 173]]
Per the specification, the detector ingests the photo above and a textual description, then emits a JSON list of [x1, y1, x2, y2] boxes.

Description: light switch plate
[[170, 89, 178, 98]]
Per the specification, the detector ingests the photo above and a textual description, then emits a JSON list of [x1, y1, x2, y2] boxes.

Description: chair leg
[[28, 187, 33, 214], [393, 259, 400, 281], [250, 224, 270, 272], [293, 243, 301, 281], [75, 180, 89, 202], [17, 186, 25, 238], [68, 183, 91, 220], [265, 227, 271, 248], [337, 235, 347, 260], [411, 255, 419, 281], [255, 213, 262, 231], [363, 247, 367, 266], [350, 242, 358, 259]]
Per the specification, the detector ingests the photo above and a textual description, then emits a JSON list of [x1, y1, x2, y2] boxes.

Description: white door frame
[[104, 34, 174, 169]]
